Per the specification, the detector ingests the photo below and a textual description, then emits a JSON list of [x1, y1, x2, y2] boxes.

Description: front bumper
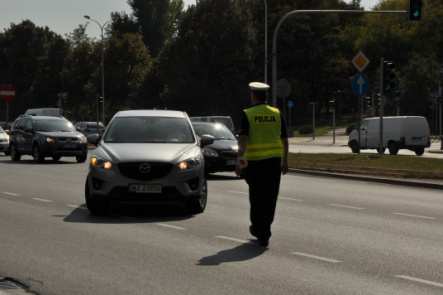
[[204, 151, 238, 173], [87, 163, 205, 204], [40, 142, 87, 157]]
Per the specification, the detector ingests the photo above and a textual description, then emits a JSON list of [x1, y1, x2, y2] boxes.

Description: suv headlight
[[203, 148, 218, 157], [90, 156, 112, 170], [178, 158, 200, 170], [79, 135, 87, 144], [46, 137, 55, 144]]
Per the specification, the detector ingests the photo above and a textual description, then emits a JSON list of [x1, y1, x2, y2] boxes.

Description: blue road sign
[[351, 73, 369, 96], [287, 100, 294, 109]]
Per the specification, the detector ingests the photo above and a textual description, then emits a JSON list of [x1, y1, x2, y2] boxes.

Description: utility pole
[[310, 102, 317, 140]]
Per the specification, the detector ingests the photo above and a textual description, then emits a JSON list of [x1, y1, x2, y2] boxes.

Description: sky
[[0, 0, 379, 38]]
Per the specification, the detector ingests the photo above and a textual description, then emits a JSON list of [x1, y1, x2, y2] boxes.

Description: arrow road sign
[[351, 73, 369, 96]]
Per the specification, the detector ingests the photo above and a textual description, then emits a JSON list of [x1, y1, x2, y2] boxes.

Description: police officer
[[236, 81, 289, 247]]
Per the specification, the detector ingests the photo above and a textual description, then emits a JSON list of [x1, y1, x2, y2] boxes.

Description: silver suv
[[85, 110, 213, 215]]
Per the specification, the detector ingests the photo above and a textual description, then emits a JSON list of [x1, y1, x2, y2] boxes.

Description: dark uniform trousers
[[244, 157, 281, 240]]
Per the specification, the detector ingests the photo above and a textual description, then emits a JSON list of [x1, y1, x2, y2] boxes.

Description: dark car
[[75, 121, 105, 136], [75, 121, 105, 144], [9, 115, 88, 162], [192, 122, 239, 174]]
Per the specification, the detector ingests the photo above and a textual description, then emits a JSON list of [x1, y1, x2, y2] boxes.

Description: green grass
[[292, 126, 333, 137], [288, 153, 443, 179]]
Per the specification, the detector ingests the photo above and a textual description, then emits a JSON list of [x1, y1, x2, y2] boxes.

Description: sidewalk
[[289, 135, 443, 159]]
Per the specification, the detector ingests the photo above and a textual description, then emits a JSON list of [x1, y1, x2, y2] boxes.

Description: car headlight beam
[[90, 156, 112, 170], [178, 158, 200, 171]]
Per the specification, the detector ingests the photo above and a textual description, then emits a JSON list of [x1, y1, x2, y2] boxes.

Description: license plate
[[129, 184, 162, 194], [226, 159, 237, 165], [64, 143, 77, 149]]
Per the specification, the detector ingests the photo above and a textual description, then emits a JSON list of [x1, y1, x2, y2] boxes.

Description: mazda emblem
[[139, 163, 151, 174]]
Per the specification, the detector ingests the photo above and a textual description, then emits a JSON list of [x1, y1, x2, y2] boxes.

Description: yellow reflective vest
[[244, 104, 284, 161]]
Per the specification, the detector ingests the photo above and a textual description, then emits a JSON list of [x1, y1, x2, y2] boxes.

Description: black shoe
[[257, 237, 269, 248], [249, 225, 258, 238]]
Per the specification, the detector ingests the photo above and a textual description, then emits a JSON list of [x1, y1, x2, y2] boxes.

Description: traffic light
[[374, 93, 381, 113], [409, 0, 422, 21], [383, 60, 399, 95], [365, 96, 372, 108]]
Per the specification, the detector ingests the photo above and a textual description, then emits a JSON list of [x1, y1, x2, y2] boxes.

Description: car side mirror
[[200, 134, 215, 147], [88, 134, 102, 145]]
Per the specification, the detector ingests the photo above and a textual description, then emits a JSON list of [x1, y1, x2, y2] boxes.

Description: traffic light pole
[[379, 58, 385, 155], [358, 96, 362, 148], [439, 99, 442, 150], [310, 102, 316, 140], [332, 106, 336, 145]]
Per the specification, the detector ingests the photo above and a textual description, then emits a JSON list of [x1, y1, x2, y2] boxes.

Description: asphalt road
[[0, 155, 443, 295]]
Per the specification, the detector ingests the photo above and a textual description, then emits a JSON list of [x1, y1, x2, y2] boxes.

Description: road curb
[[0, 277, 37, 295], [289, 168, 443, 190]]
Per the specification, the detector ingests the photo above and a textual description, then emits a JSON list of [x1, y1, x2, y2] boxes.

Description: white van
[[348, 116, 431, 156]]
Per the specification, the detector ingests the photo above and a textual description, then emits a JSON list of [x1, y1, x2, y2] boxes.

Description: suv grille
[[118, 162, 173, 180]]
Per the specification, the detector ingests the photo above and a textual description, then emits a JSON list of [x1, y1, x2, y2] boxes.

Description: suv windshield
[[104, 116, 195, 143], [34, 119, 75, 132], [193, 123, 235, 140]]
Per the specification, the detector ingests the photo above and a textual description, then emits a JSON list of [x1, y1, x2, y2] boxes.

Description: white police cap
[[249, 82, 270, 91]]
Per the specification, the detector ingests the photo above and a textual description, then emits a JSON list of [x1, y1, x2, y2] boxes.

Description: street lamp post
[[264, 0, 268, 84], [84, 15, 109, 126]]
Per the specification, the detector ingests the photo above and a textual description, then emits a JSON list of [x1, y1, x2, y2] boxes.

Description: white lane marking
[[216, 235, 249, 244], [32, 198, 53, 203], [156, 223, 186, 231], [67, 204, 79, 208], [395, 275, 443, 289], [280, 196, 303, 202], [2, 192, 20, 197], [392, 212, 436, 220], [329, 203, 365, 210], [228, 191, 303, 202], [292, 252, 342, 263], [228, 190, 248, 195]]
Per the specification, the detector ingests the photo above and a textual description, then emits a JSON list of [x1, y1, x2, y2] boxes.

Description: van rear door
[[404, 117, 430, 147]]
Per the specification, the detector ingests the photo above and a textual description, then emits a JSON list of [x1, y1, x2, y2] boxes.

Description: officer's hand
[[235, 158, 248, 176], [281, 161, 289, 175]]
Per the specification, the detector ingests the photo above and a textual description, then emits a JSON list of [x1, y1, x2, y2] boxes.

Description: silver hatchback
[[85, 110, 213, 215]]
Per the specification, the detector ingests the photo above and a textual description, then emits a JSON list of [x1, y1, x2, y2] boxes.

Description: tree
[[0, 20, 69, 118], [128, 0, 184, 57]]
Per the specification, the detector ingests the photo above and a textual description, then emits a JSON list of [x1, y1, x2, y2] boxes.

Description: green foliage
[[3, 0, 443, 130], [128, 0, 184, 57]]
